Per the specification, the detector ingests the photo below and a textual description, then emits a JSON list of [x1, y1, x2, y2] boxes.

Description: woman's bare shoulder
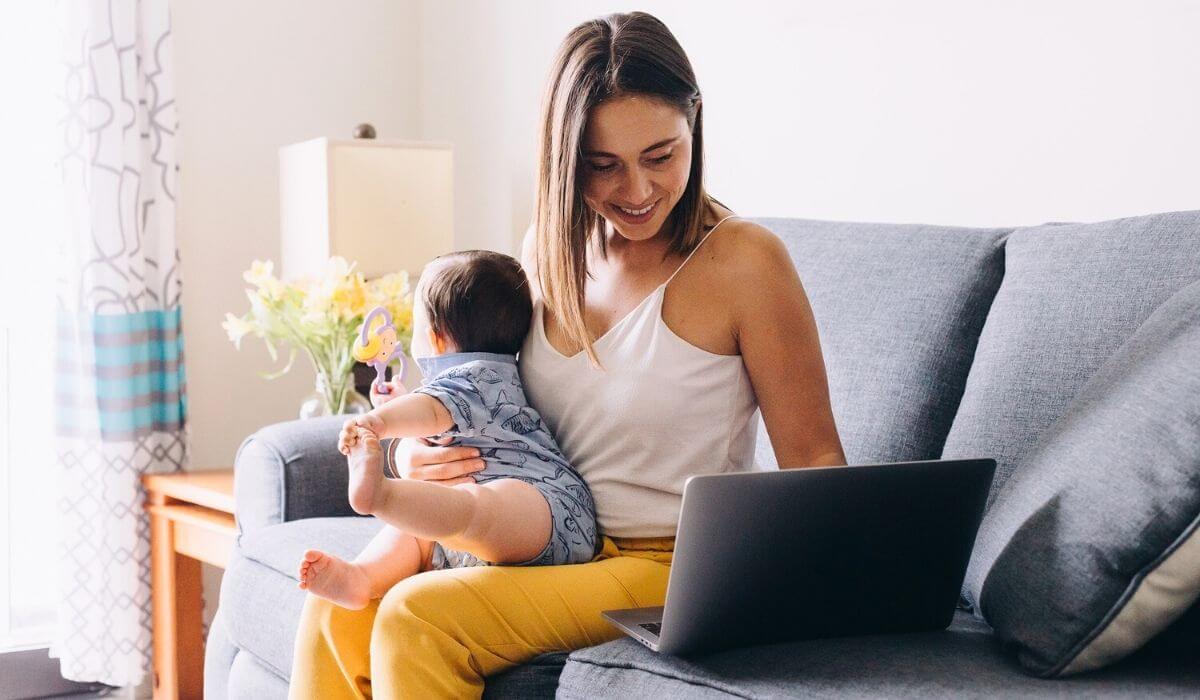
[[666, 217, 798, 354], [704, 218, 796, 285]]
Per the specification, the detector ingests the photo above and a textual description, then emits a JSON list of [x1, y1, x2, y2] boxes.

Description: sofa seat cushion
[[941, 209, 1200, 506], [558, 612, 1200, 698], [750, 218, 1010, 468], [220, 516, 385, 679]]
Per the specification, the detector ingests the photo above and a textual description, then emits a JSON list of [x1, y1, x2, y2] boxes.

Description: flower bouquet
[[223, 257, 414, 417]]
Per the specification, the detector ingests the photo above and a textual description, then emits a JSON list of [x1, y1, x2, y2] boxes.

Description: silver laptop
[[602, 458, 995, 655]]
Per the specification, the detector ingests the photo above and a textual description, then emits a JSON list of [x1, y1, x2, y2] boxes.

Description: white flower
[[243, 259, 275, 287], [222, 313, 255, 349]]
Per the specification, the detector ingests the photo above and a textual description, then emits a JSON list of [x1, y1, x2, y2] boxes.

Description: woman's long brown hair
[[534, 11, 716, 368]]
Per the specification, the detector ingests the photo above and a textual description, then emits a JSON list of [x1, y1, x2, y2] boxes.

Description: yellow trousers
[[287, 536, 673, 699]]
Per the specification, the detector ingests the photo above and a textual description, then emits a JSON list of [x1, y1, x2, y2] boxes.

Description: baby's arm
[[338, 393, 455, 455], [369, 477, 552, 565]]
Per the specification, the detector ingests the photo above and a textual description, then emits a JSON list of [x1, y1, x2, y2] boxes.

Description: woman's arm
[[730, 224, 847, 468]]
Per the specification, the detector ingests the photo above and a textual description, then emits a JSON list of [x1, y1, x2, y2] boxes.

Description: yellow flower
[[332, 272, 369, 320], [371, 271, 411, 301], [389, 303, 413, 333], [367, 271, 414, 332], [226, 255, 417, 387]]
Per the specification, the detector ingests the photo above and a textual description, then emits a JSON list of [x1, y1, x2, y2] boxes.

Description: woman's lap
[[290, 547, 671, 699]]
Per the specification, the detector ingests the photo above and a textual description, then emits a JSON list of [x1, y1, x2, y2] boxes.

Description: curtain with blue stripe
[[56, 309, 188, 439], [53, 0, 187, 687]]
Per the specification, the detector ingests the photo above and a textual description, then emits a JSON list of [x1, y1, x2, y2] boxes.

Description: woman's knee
[[369, 571, 467, 654], [373, 573, 447, 632], [371, 567, 509, 641]]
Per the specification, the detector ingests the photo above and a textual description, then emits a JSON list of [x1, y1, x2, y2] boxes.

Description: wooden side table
[[143, 469, 236, 700]]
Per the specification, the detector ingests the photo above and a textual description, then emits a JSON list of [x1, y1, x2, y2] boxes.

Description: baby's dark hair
[[421, 250, 532, 355]]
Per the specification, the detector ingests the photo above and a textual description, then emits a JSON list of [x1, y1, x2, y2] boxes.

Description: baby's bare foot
[[297, 549, 373, 610], [347, 428, 385, 515]]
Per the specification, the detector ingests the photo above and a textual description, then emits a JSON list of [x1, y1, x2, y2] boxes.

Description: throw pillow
[[962, 278, 1200, 676]]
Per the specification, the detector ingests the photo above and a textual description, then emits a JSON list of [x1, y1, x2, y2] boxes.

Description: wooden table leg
[[148, 493, 206, 700]]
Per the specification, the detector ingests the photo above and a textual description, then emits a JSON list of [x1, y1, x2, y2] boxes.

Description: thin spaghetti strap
[[663, 214, 738, 287]]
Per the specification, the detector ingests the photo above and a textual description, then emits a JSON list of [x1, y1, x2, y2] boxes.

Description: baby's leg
[[370, 478, 552, 565], [343, 425, 551, 563], [297, 526, 431, 610], [346, 427, 388, 515]]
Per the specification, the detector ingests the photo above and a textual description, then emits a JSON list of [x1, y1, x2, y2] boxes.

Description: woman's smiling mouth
[[611, 199, 659, 224]]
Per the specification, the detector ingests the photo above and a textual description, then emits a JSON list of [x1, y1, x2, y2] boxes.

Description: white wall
[[418, 0, 1200, 255], [174, 0, 420, 469], [172, 0, 420, 662]]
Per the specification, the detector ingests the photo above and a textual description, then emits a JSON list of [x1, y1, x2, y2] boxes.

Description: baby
[[296, 250, 598, 609]]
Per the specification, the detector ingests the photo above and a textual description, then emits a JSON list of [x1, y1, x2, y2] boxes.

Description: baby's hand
[[354, 412, 386, 437], [369, 378, 405, 408], [338, 413, 387, 456]]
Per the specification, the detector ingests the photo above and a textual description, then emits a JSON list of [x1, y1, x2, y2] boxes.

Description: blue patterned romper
[[383, 351, 598, 569]]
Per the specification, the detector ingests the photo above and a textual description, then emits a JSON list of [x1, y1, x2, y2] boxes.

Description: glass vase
[[299, 369, 371, 419]]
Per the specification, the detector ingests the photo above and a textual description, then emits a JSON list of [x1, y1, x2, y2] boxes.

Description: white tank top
[[518, 216, 760, 537]]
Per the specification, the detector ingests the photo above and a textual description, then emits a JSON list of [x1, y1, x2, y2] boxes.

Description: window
[[0, 2, 67, 656]]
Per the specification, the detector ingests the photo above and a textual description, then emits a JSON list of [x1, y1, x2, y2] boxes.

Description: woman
[[289, 11, 845, 698]]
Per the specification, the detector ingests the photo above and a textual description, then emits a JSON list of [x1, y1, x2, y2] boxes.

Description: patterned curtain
[[53, 0, 187, 686]]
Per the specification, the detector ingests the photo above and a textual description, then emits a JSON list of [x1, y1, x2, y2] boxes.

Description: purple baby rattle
[[352, 306, 406, 395]]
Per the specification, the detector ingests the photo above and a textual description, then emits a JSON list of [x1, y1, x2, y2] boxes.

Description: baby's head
[[410, 250, 532, 359]]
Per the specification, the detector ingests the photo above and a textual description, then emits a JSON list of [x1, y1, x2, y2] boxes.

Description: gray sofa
[[205, 211, 1200, 698]]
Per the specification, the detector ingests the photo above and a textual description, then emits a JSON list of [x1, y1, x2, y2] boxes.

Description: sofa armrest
[[233, 415, 361, 535]]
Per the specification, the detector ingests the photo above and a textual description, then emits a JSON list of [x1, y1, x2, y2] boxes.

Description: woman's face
[[581, 94, 693, 243]]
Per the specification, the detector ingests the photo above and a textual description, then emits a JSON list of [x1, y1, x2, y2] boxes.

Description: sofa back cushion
[[941, 210, 1200, 506], [751, 218, 1010, 468]]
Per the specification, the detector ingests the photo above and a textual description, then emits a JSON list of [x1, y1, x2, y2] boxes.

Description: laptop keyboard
[[638, 622, 662, 637]]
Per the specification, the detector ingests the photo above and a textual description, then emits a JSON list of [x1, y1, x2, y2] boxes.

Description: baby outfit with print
[[384, 351, 598, 569]]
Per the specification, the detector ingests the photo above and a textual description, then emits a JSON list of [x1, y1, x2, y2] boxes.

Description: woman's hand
[[391, 436, 484, 486], [369, 378, 405, 408], [367, 378, 483, 483]]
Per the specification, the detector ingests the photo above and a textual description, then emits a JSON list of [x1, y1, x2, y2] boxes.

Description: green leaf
[[261, 347, 298, 380]]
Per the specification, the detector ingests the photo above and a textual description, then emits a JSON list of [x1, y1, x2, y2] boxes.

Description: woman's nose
[[620, 167, 653, 203]]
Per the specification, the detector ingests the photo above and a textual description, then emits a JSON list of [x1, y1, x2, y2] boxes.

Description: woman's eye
[[648, 153, 673, 165], [588, 161, 616, 172]]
